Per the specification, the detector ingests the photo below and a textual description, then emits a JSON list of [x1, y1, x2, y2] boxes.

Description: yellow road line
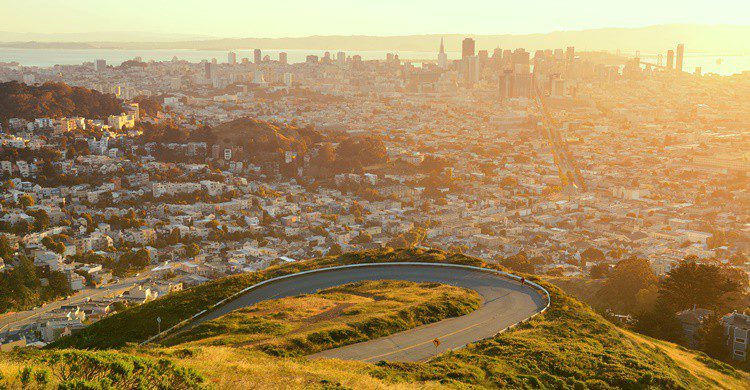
[[362, 315, 498, 362]]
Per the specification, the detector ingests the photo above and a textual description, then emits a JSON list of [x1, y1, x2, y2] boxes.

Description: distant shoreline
[[0, 25, 748, 55]]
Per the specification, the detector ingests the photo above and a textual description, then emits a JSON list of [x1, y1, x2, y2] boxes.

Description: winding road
[[167, 263, 548, 362]]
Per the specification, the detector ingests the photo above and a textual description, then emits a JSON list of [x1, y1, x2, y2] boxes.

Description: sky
[[1, 0, 749, 38]]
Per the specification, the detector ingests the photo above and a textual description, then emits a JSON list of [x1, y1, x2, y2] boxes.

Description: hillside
[[42, 248, 749, 389], [0, 81, 123, 122], [211, 117, 321, 158], [162, 280, 482, 355]]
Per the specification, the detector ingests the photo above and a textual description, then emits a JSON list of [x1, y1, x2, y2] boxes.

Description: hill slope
[[46, 249, 749, 389]]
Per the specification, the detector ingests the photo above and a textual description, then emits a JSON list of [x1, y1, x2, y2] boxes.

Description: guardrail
[[139, 262, 551, 346]]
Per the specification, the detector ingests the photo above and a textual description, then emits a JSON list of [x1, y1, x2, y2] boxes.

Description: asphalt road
[[176, 264, 547, 362], [0, 272, 151, 333]]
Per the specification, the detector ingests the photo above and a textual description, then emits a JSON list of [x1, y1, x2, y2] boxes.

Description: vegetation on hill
[[548, 256, 749, 369], [51, 248, 484, 349], [163, 280, 481, 356], [0, 81, 123, 121], [0, 348, 204, 389], [212, 117, 321, 157], [48, 248, 748, 389], [154, 279, 747, 389], [0, 255, 71, 314]]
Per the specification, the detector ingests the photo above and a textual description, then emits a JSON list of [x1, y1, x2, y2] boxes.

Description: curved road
[[170, 264, 548, 362]]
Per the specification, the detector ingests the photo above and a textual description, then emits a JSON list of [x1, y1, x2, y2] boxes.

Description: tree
[[588, 263, 610, 279], [581, 247, 605, 263], [501, 252, 536, 274], [0, 234, 12, 259], [185, 243, 200, 257], [327, 244, 342, 256], [635, 300, 683, 343], [45, 271, 72, 298], [28, 209, 50, 231], [659, 260, 747, 312], [728, 252, 747, 266], [599, 257, 657, 313], [694, 314, 728, 360], [18, 194, 34, 209]]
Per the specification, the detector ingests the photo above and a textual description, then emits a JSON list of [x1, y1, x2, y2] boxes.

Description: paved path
[[0, 272, 151, 333], [175, 264, 547, 362]]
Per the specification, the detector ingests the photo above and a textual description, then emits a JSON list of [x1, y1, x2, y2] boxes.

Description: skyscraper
[[675, 44, 685, 72], [337, 51, 346, 66], [462, 38, 475, 60], [204, 61, 214, 80], [279, 52, 288, 65], [437, 37, 448, 69], [227, 51, 237, 64], [565, 47, 575, 64], [95, 59, 107, 72], [666, 50, 674, 69], [254, 49, 262, 64]]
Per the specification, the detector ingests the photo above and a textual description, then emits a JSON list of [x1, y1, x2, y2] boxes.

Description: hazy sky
[[2, 0, 749, 37]]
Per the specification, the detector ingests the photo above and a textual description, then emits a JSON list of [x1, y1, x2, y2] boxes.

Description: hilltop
[[39, 248, 749, 389], [0, 81, 123, 122]]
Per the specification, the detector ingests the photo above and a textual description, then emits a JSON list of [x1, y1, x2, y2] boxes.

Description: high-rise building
[[499, 69, 513, 100], [462, 55, 479, 88], [437, 38, 448, 69], [666, 50, 675, 69], [95, 59, 107, 72], [254, 49, 262, 64], [478, 50, 489, 65], [566, 47, 575, 64], [336, 51, 346, 66], [204, 61, 215, 80], [227, 51, 237, 64], [279, 52, 288, 65], [675, 44, 685, 72], [462, 38, 475, 60], [511, 49, 531, 74]]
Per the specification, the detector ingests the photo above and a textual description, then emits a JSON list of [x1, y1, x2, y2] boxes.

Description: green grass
[[162, 280, 481, 357]]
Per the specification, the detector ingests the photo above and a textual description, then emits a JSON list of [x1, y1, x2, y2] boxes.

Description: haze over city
[[0, 1, 748, 389]]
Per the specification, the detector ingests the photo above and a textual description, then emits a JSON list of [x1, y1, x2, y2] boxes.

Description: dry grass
[[163, 346, 444, 390], [162, 280, 482, 353], [621, 329, 750, 390]]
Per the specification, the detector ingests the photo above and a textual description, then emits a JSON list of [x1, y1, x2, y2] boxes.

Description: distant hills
[[1, 25, 749, 54], [0, 31, 216, 43]]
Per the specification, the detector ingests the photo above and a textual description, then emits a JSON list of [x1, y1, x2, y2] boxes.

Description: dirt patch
[[304, 302, 356, 323]]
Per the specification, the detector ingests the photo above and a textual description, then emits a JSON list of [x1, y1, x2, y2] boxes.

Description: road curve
[[170, 263, 548, 362]]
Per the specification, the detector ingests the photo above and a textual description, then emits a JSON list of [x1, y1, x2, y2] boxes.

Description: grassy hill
[[162, 280, 481, 355], [39, 248, 749, 389], [51, 249, 484, 349]]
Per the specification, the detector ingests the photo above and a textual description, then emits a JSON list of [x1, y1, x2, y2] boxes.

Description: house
[[722, 312, 749, 362], [122, 286, 157, 304]]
